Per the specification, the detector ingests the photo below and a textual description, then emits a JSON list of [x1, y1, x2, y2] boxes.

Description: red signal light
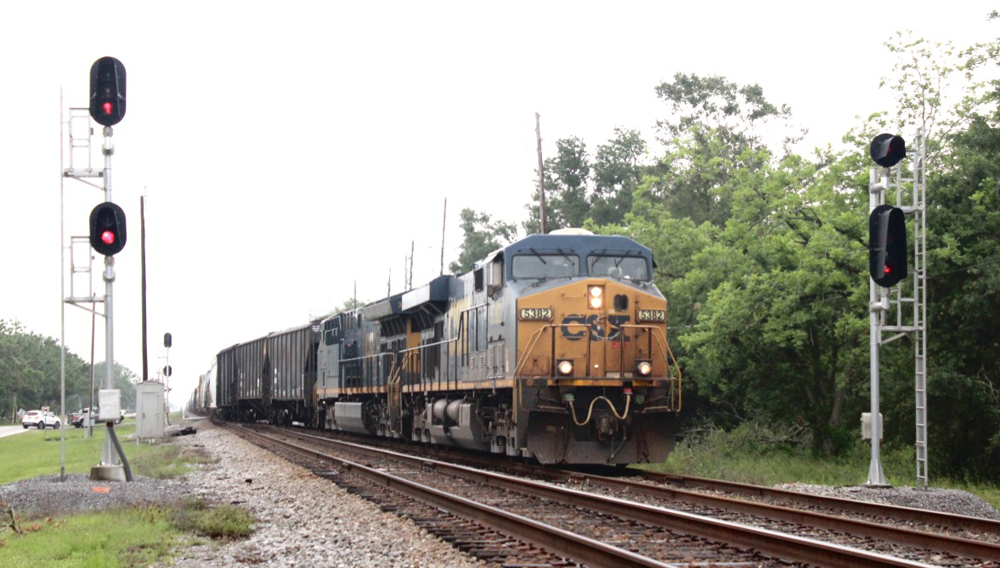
[[89, 201, 127, 256], [870, 134, 907, 168], [868, 205, 907, 287], [89, 57, 126, 126]]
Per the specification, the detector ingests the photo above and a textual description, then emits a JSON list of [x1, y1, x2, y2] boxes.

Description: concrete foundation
[[90, 464, 126, 482]]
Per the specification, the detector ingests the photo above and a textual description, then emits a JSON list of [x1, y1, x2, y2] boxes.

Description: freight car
[[216, 322, 319, 426], [189, 358, 217, 416], [209, 229, 681, 465]]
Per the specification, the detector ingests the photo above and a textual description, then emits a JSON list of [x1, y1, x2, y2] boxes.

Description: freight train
[[192, 229, 681, 465]]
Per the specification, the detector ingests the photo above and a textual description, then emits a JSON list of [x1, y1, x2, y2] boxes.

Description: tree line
[[0, 319, 139, 422], [453, 28, 1000, 479]]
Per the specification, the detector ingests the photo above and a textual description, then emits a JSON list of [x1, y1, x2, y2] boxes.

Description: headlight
[[636, 360, 653, 377], [588, 286, 604, 309], [557, 359, 574, 376]]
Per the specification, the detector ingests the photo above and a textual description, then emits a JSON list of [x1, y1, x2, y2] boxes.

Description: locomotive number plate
[[637, 309, 666, 322], [519, 307, 553, 321]]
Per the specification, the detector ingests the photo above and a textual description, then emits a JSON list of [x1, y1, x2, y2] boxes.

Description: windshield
[[512, 253, 579, 279], [587, 255, 650, 281]]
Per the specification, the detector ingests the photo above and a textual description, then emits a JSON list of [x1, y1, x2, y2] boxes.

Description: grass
[[173, 498, 255, 539], [0, 421, 163, 485], [0, 500, 255, 566], [0, 420, 255, 565], [128, 443, 214, 479], [0, 507, 175, 567], [643, 424, 1000, 511]]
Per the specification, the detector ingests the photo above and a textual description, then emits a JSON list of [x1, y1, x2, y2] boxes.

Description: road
[[0, 424, 31, 438]]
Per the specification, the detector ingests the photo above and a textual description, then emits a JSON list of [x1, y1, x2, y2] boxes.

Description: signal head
[[89, 201, 127, 256], [89, 56, 126, 127], [870, 133, 906, 169], [868, 204, 907, 287]]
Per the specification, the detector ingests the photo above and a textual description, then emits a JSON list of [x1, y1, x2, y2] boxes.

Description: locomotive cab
[[506, 231, 680, 464]]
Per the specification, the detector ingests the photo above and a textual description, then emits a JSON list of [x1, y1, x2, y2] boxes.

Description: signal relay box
[[861, 412, 884, 441]]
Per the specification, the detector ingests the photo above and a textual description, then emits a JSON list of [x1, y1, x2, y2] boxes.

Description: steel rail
[[579, 471, 1000, 562], [247, 426, 934, 568], [638, 471, 1000, 535], [274, 426, 999, 561], [234, 425, 674, 568]]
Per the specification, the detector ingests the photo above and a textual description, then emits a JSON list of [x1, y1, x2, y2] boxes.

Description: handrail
[[513, 321, 682, 412], [339, 352, 395, 364], [398, 337, 459, 355]]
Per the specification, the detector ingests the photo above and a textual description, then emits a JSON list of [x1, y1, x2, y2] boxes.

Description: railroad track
[[304, 426, 1000, 549], [634, 471, 1000, 537], [226, 423, 980, 567], [280, 425, 1000, 557]]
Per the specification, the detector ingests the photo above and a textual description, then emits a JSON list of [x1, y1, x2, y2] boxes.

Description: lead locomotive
[[201, 230, 680, 465]]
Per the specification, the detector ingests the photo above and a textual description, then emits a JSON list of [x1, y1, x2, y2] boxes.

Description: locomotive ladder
[[386, 352, 408, 437]]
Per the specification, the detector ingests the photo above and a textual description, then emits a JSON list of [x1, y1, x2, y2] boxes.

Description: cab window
[[512, 254, 579, 280], [587, 255, 650, 281]]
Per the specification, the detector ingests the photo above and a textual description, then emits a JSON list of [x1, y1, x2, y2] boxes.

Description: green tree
[[590, 128, 648, 226], [328, 298, 365, 317], [93, 361, 141, 412], [450, 208, 517, 275], [649, 73, 797, 227], [674, 145, 872, 456], [524, 137, 591, 234], [849, 29, 1000, 477], [0, 320, 92, 420], [918, 98, 1000, 477], [526, 131, 651, 233]]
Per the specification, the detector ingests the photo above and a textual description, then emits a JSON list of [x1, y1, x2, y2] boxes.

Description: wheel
[[22, 424, 28, 429], [37, 422, 44, 430], [54, 422, 60, 429]]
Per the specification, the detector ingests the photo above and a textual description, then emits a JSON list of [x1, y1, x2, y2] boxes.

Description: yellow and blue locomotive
[[311, 229, 680, 464]]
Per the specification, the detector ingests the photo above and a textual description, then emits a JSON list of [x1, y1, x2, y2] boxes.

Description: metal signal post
[[70, 55, 129, 482], [866, 130, 929, 488], [94, 126, 124, 479]]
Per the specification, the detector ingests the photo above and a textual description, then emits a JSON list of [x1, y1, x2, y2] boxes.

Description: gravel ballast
[[165, 419, 488, 567], [773, 481, 1000, 520], [3, 419, 998, 566], [0, 473, 188, 519], [0, 420, 486, 567]]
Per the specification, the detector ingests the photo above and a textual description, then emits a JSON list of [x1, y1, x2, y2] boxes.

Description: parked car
[[71, 408, 96, 428], [22, 410, 60, 430], [71, 407, 125, 427]]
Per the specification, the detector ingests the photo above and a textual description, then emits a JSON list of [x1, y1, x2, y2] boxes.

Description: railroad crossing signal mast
[[87, 56, 131, 482], [866, 131, 929, 488]]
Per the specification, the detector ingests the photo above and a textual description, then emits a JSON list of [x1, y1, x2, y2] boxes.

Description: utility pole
[[535, 113, 547, 235], [440, 198, 447, 276], [141, 195, 148, 382]]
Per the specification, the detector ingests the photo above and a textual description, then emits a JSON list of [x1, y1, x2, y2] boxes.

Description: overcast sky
[[1, 1, 996, 407]]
